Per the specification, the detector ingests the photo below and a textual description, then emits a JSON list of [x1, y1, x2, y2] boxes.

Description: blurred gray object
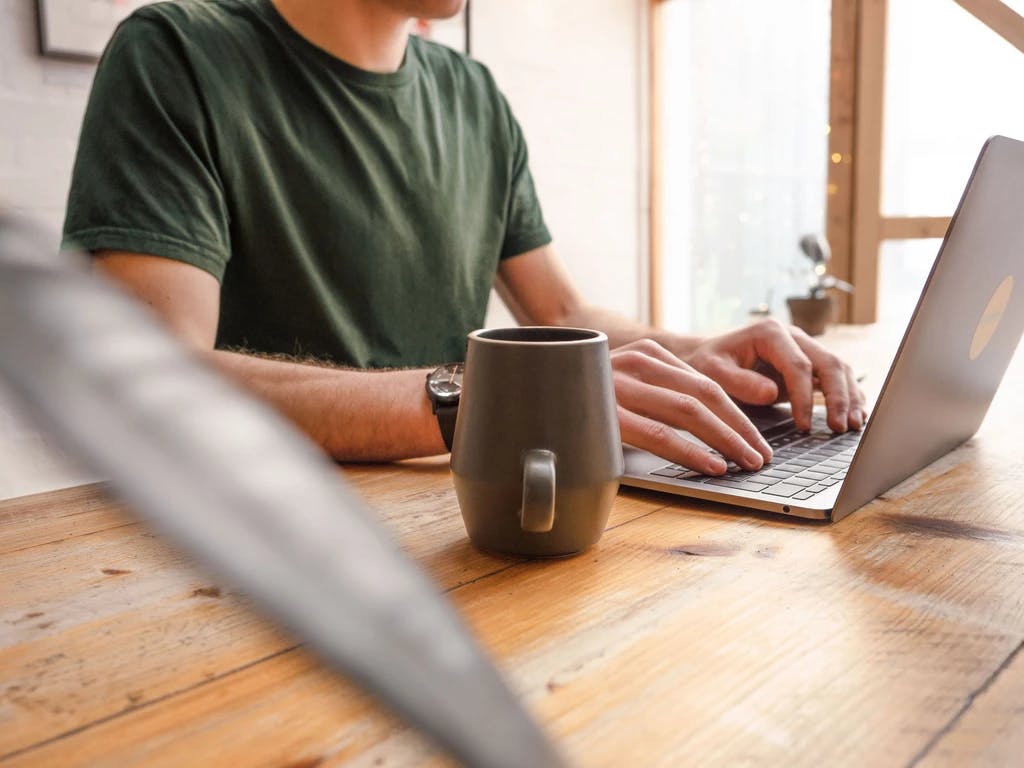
[[0, 215, 566, 768], [798, 232, 831, 268]]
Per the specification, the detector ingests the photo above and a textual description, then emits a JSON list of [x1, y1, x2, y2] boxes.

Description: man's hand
[[684, 318, 867, 434], [611, 340, 773, 475], [496, 246, 866, 472]]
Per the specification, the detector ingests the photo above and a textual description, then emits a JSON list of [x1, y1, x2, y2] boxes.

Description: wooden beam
[[879, 216, 953, 240], [826, 0, 859, 323], [850, 0, 888, 323], [648, 0, 665, 327], [953, 0, 1024, 55]]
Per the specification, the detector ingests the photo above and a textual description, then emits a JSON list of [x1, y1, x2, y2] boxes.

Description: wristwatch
[[425, 363, 464, 452]]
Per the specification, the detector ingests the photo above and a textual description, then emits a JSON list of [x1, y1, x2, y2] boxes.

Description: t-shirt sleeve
[[499, 108, 552, 260], [62, 13, 231, 281]]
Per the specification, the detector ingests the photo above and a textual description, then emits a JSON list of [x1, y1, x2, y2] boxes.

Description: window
[[655, 0, 832, 333], [652, 0, 1024, 328]]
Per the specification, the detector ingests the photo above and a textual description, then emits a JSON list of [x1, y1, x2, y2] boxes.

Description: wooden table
[[2, 325, 1023, 766]]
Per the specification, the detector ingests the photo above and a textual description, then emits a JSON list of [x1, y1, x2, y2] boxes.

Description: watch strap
[[435, 403, 458, 453]]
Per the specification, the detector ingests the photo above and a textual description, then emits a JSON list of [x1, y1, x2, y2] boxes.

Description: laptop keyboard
[[648, 415, 862, 502]]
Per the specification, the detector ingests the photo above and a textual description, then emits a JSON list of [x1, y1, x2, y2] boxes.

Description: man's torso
[[64, 0, 550, 367]]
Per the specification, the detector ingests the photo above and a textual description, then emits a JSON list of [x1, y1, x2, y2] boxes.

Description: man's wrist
[[424, 363, 463, 454]]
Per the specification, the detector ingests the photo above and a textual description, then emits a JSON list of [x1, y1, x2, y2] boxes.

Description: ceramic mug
[[450, 327, 623, 557]]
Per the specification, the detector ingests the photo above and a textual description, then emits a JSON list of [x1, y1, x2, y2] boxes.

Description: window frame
[[649, 0, 1024, 325]]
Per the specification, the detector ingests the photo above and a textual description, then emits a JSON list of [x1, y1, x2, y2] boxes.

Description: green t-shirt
[[63, 0, 551, 368]]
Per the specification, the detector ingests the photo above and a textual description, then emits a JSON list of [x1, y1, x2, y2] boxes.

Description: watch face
[[427, 362, 464, 404]]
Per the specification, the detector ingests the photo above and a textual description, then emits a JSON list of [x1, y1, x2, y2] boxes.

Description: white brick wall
[[0, 0, 101, 500], [0, 0, 96, 243], [475, 0, 647, 327]]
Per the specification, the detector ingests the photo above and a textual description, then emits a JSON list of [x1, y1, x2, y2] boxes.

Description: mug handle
[[520, 449, 556, 533]]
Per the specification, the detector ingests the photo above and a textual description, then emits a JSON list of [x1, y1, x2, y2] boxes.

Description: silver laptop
[[622, 135, 1024, 522]]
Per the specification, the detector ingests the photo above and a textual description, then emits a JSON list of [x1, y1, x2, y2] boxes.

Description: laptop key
[[651, 467, 687, 478], [764, 484, 804, 498], [746, 476, 782, 487], [746, 468, 781, 478], [651, 466, 706, 480], [799, 470, 831, 481], [776, 464, 807, 475], [735, 481, 773, 492], [772, 456, 801, 466], [793, 490, 817, 500], [820, 457, 848, 467], [789, 457, 818, 467], [705, 478, 770, 492]]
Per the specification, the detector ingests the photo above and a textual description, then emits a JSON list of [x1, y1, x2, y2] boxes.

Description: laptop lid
[[832, 135, 1024, 520]]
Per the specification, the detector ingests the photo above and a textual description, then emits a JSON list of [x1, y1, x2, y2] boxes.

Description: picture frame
[[37, 0, 150, 61]]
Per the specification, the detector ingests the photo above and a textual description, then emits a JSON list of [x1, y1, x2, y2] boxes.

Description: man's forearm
[[557, 303, 704, 358], [204, 350, 446, 462], [495, 247, 703, 357]]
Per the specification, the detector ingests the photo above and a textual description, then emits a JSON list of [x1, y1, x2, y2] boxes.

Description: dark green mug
[[451, 327, 624, 557]]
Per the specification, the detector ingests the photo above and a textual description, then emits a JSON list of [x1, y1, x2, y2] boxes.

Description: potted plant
[[786, 234, 853, 336]]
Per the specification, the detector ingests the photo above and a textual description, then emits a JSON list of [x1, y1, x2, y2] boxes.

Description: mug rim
[[468, 326, 608, 346]]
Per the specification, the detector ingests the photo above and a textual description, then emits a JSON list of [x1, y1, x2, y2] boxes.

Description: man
[[64, 0, 865, 476]]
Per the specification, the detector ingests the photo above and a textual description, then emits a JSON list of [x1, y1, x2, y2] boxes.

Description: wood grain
[[917, 638, 1024, 767], [0, 460, 665, 761], [2, 326, 1023, 766], [880, 216, 952, 241], [953, 0, 1024, 55], [850, 0, 889, 323], [0, 483, 124, 555], [826, 0, 858, 323]]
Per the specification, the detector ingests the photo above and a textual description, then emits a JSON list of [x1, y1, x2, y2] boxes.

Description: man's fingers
[[701, 356, 779, 405], [613, 338, 692, 371], [791, 332, 866, 433], [613, 372, 768, 470], [810, 351, 850, 432], [611, 341, 773, 463], [749, 322, 816, 431], [845, 363, 868, 429], [615, 359, 772, 461], [617, 407, 728, 475], [682, 318, 866, 437]]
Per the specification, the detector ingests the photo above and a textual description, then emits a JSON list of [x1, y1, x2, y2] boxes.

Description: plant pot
[[787, 295, 835, 336]]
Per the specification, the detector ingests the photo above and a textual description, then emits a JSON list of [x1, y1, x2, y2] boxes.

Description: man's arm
[[494, 243, 701, 354], [94, 252, 446, 462], [496, 244, 867, 474]]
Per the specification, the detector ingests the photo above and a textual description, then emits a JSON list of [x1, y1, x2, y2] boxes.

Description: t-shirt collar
[[255, 0, 419, 87]]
